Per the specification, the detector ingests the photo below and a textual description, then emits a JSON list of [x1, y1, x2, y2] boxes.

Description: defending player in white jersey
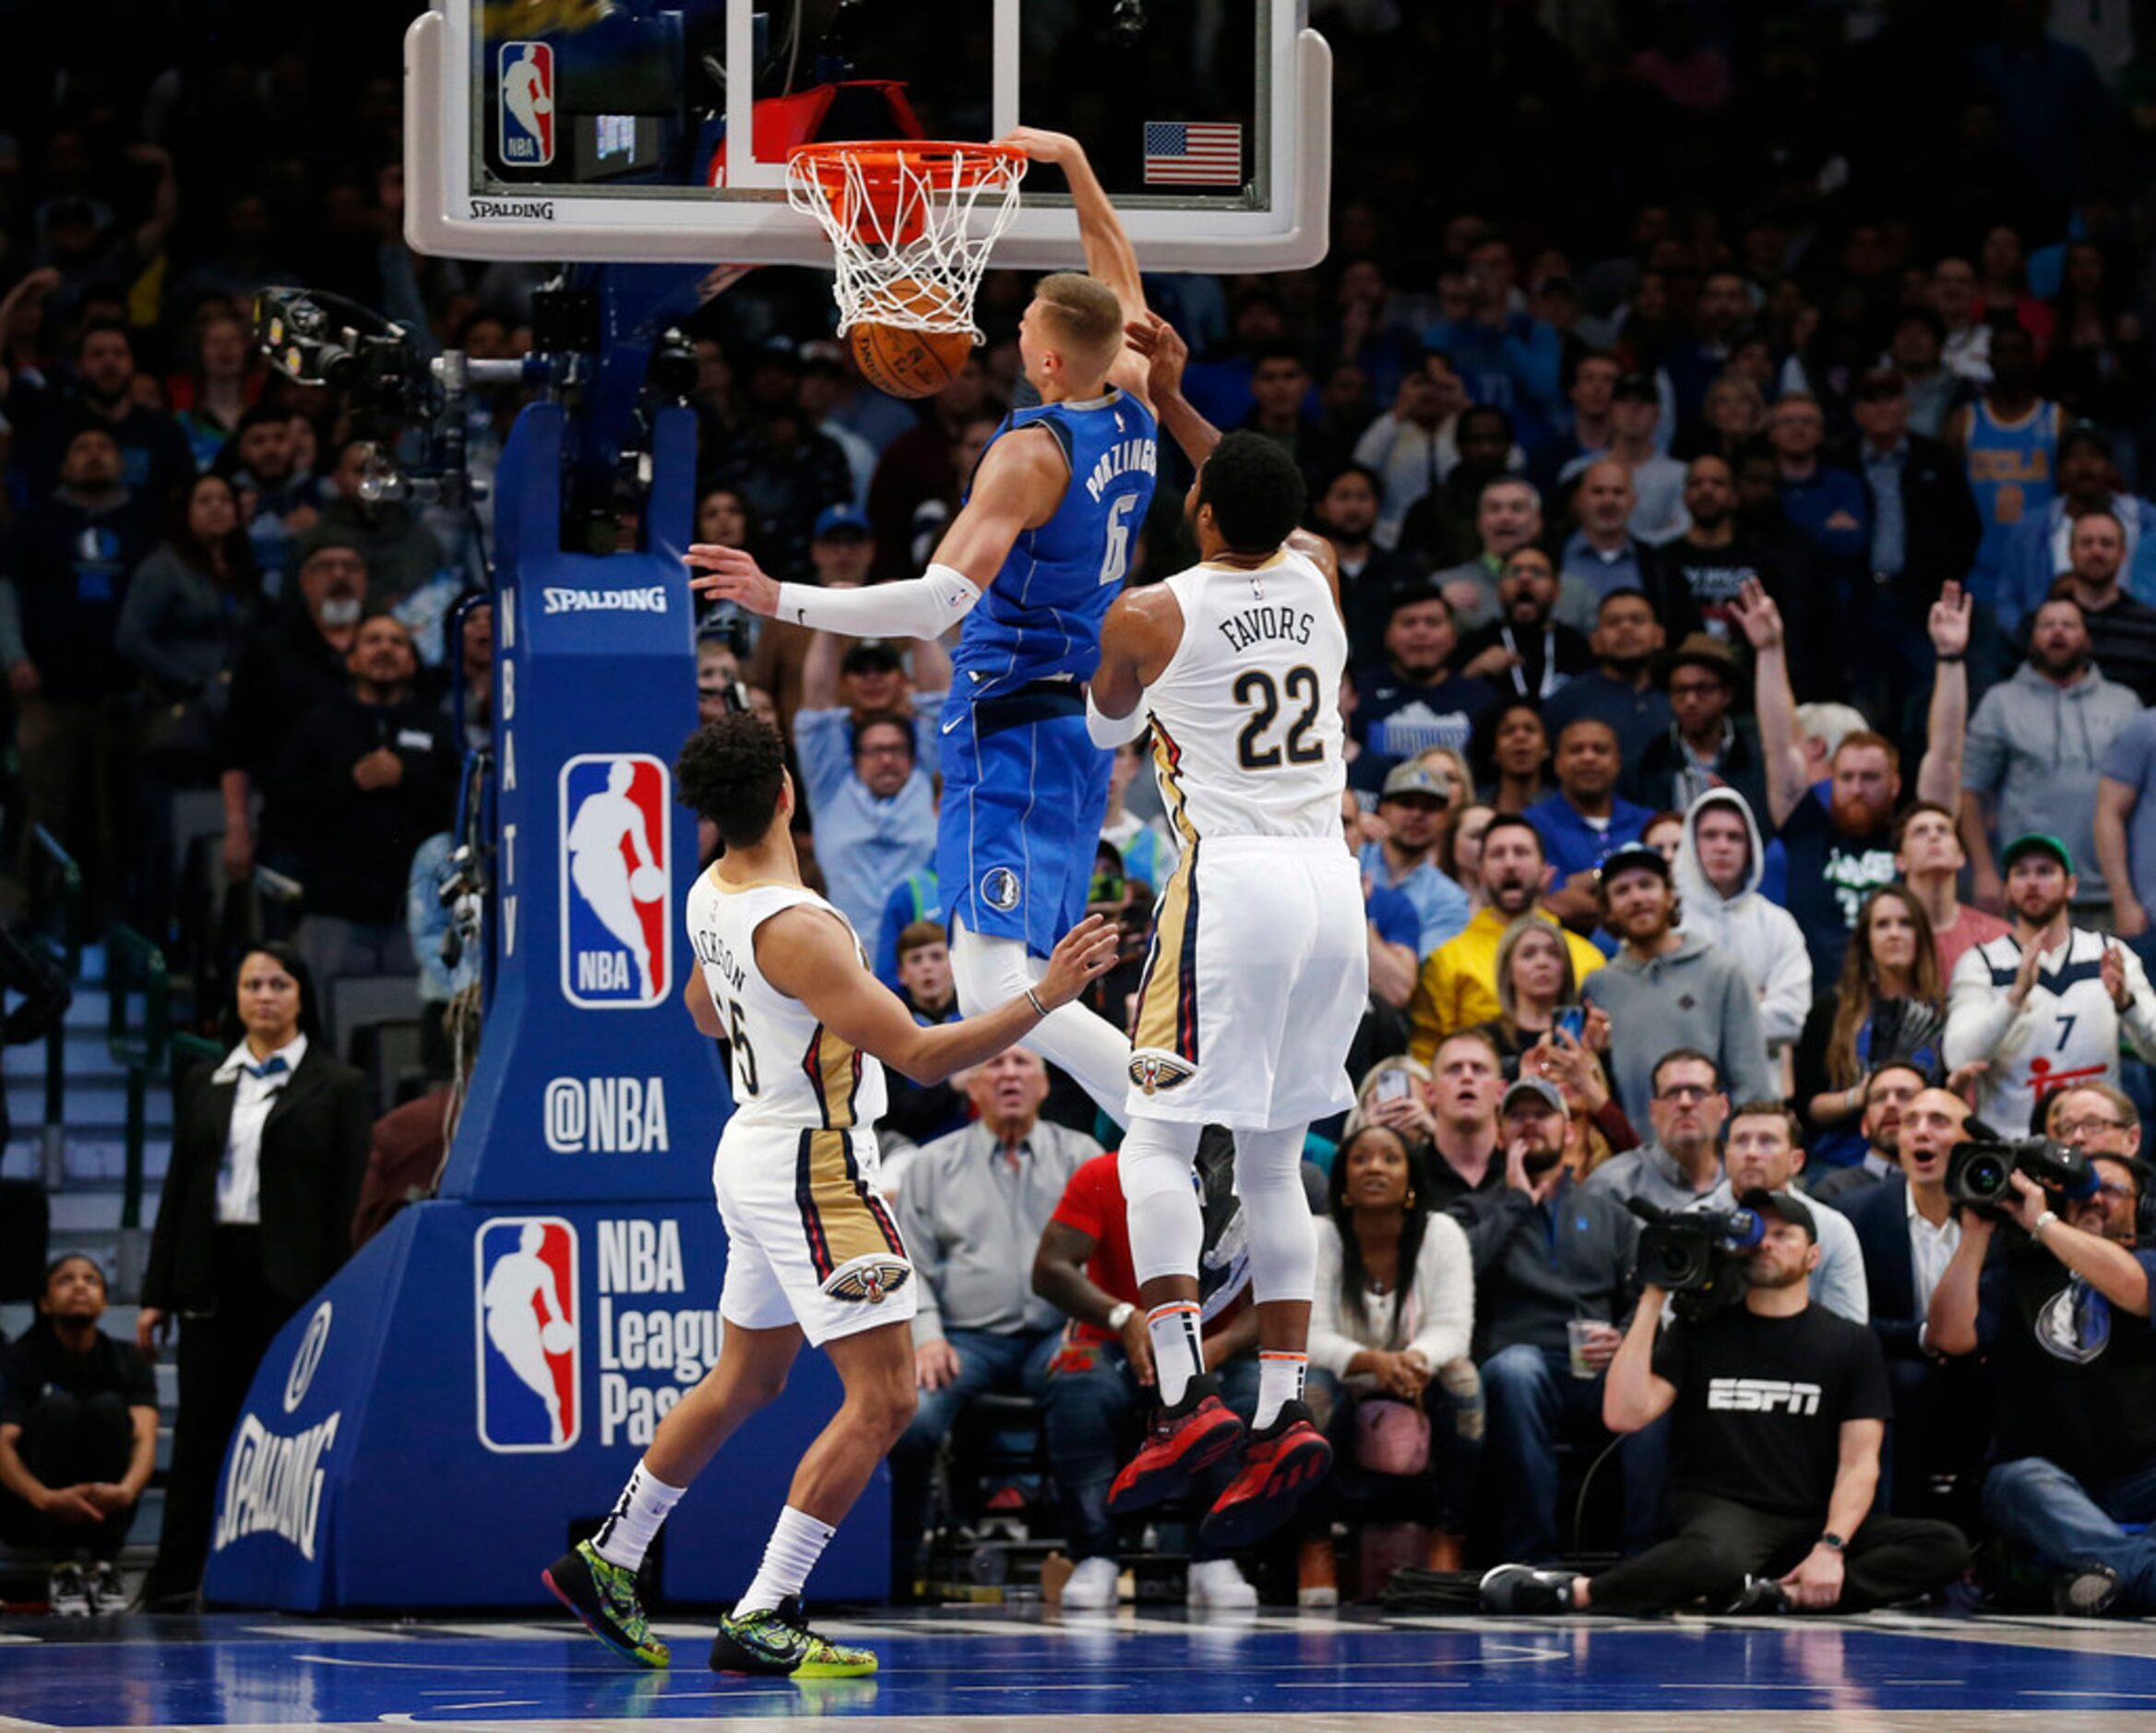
[[1085, 419, 1368, 1549], [544, 712, 1115, 1678]]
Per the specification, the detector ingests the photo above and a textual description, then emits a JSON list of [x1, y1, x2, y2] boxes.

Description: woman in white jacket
[[1672, 787, 1813, 1078], [1301, 1124, 1480, 1605]]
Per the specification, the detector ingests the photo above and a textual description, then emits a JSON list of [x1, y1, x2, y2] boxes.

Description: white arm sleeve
[[772, 563, 981, 639], [1086, 687, 1149, 748]]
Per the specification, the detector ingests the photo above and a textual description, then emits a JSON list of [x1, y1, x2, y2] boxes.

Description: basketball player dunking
[[685, 129, 1156, 1126], [1088, 384, 1367, 1547], [545, 714, 1115, 1675]]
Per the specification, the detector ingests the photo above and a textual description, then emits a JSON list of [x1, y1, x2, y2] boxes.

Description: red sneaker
[[1199, 1402, 1331, 1551], [1107, 1375, 1245, 1515]]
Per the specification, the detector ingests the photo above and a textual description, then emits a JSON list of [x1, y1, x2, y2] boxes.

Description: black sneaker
[[2055, 1562, 2122, 1618], [543, 1539, 670, 1667], [1726, 1575, 1793, 1615], [1478, 1562, 1572, 1613], [709, 1596, 876, 1678]]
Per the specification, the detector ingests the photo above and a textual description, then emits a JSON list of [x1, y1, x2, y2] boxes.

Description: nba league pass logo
[[560, 754, 671, 1010], [497, 42, 555, 168], [475, 1218, 581, 1452]]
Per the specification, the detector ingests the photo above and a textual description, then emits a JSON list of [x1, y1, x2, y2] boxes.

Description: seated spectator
[[1581, 843, 1775, 1129], [1928, 1094, 2156, 1615], [1454, 1076, 1652, 1563], [0, 1256, 158, 1617], [1372, 1031, 1503, 1208], [1473, 918, 1604, 1080], [1431, 475, 1588, 634], [1032, 1132, 1263, 1612], [1525, 719, 1654, 933], [1457, 547, 1594, 705], [1769, 392, 1869, 577], [1796, 887, 1943, 1169], [1587, 1049, 1729, 1214], [1538, 589, 1674, 764], [1895, 800, 2010, 981], [1403, 404, 1530, 572], [1697, 1101, 1869, 1325], [170, 309, 261, 473], [1624, 634, 1769, 821], [876, 922, 967, 1156], [1672, 369, 1766, 467], [1808, 1062, 1928, 1207], [1996, 428, 2156, 642], [1315, 461, 1423, 653], [1352, 353, 1470, 550], [1410, 814, 1603, 1061], [1356, 760, 1472, 959], [1479, 702, 1552, 814], [890, 1049, 1102, 1599], [1483, 1189, 1967, 1617], [1641, 808, 1685, 863], [1673, 789, 1811, 1066], [1354, 585, 1504, 765], [1556, 374, 1687, 544], [1651, 455, 1805, 663], [1340, 792, 1420, 1019], [1531, 351, 1617, 498], [31, 319, 194, 506], [269, 612, 458, 994], [1302, 1124, 1480, 1602], [1441, 801, 1495, 904], [1946, 834, 2156, 1135], [1558, 460, 1655, 610]]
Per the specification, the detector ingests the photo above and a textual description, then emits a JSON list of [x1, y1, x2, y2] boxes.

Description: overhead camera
[[1945, 1124, 2099, 1214]]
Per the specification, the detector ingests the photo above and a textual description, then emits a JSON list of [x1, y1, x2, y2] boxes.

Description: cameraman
[[1483, 1189, 1970, 1615], [1928, 1115, 2156, 1615]]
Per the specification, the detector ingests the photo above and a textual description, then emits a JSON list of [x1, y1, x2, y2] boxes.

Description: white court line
[[1278, 1680, 1469, 1690], [417, 1703, 539, 1714], [245, 1623, 406, 1643], [949, 1682, 1131, 1691], [423, 1623, 586, 1642], [2021, 1690, 2156, 1701]]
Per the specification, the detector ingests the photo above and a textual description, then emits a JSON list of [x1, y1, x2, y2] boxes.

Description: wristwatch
[[1817, 1532, 1846, 1553], [1106, 1301, 1136, 1332]]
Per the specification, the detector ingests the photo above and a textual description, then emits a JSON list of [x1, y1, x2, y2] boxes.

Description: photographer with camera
[[1928, 1096, 2156, 1614], [1483, 1189, 1970, 1616]]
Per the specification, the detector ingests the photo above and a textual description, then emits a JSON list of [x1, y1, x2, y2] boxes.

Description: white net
[[786, 143, 1028, 338]]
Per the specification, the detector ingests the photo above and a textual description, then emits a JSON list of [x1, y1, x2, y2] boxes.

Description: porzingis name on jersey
[[1084, 436, 1158, 503], [1216, 604, 1316, 654]]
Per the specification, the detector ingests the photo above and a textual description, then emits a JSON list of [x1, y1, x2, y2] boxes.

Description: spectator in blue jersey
[[875, 868, 945, 992], [1540, 590, 1672, 764], [1526, 718, 1653, 937], [1358, 760, 1472, 960], [1996, 429, 2156, 639], [1354, 585, 1504, 765], [1948, 323, 2065, 622]]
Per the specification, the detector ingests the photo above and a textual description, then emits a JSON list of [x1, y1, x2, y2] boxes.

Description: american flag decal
[[1143, 121, 1243, 186]]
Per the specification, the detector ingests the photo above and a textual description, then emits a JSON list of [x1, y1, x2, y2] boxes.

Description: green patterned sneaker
[[543, 1540, 670, 1667], [709, 1596, 876, 1678]]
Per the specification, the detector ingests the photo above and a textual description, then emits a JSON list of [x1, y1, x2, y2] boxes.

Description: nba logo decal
[[497, 42, 555, 168], [475, 1218, 580, 1452], [560, 754, 671, 1009]]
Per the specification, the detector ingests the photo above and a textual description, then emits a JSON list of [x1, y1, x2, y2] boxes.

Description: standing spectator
[[2, 422, 155, 918], [1357, 760, 1473, 958], [170, 310, 262, 474], [1652, 453, 1811, 679], [890, 1049, 1100, 1598], [220, 404, 323, 602], [1796, 887, 1944, 1170], [1768, 393, 1870, 578], [1424, 235, 1562, 452], [1997, 430, 2156, 639], [1531, 351, 1620, 496], [709, 337, 859, 578], [1586, 1048, 1729, 1214], [2033, 511, 2156, 705], [1808, 1063, 1928, 1206], [1456, 547, 1594, 704], [1314, 462, 1423, 656], [1960, 598, 2138, 919], [1557, 460, 1655, 611], [796, 341, 879, 508], [1557, 375, 1687, 544], [1671, 789, 1812, 1063], [1735, 578, 1969, 983], [1352, 354, 1472, 549], [271, 613, 459, 993], [301, 438, 447, 609], [2096, 711, 2156, 968], [31, 320, 194, 504], [1455, 1077, 1650, 1564], [137, 944, 371, 1608], [1524, 719, 1654, 934], [1539, 589, 1673, 763], [1888, 308, 1967, 441], [1581, 842, 1776, 1129], [865, 356, 995, 575], [0, 1256, 159, 1616], [1625, 634, 1769, 820], [1948, 324, 2064, 613], [1353, 587, 1504, 764], [1893, 800, 2010, 982], [1662, 269, 1753, 424], [1946, 835, 2156, 1136]]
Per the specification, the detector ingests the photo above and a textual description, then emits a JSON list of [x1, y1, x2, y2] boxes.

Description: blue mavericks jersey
[[949, 391, 1159, 692]]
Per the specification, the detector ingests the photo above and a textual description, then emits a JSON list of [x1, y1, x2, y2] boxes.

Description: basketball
[[849, 280, 974, 400], [629, 866, 665, 902], [541, 1321, 574, 1356]]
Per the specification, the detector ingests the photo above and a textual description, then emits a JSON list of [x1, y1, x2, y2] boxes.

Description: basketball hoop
[[786, 140, 1028, 338]]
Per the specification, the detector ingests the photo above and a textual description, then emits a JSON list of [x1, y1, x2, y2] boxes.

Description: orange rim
[[787, 139, 1027, 202]]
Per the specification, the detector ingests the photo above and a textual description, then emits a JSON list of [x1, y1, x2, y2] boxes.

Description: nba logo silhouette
[[475, 1218, 580, 1452], [560, 753, 671, 1010], [497, 42, 555, 168]]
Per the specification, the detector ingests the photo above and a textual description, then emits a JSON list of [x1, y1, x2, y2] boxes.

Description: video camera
[[1628, 1200, 1764, 1315], [1944, 1122, 2100, 1214]]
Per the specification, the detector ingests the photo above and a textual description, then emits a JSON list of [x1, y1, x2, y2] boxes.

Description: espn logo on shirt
[[560, 754, 671, 1009], [497, 42, 555, 167], [475, 1218, 581, 1452], [1706, 1378, 1822, 1416]]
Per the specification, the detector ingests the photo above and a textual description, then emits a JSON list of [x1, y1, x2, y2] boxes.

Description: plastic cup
[[1566, 1319, 1597, 1380]]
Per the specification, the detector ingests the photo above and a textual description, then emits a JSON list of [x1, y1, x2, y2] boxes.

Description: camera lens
[[1964, 1153, 2009, 1199]]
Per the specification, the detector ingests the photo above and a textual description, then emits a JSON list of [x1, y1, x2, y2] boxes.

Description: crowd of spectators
[[9, 0, 2156, 1619]]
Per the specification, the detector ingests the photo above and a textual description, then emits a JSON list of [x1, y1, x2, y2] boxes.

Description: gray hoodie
[[1964, 662, 2139, 902], [1581, 933, 1777, 1127], [1672, 787, 1814, 1050]]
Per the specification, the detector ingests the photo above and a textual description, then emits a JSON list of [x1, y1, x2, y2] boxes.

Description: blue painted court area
[[6, 1608, 2156, 1728]]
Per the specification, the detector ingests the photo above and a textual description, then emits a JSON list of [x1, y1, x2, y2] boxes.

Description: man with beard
[[1429, 472, 1590, 634], [1808, 1062, 1927, 1205], [1579, 843, 1776, 1129], [1997, 429, 2156, 642], [1895, 801, 2009, 981], [2033, 509, 2156, 706], [1734, 578, 1970, 983], [1525, 720, 1655, 933], [1961, 599, 2138, 918], [1314, 463, 1424, 655], [1409, 815, 1605, 1056], [1403, 407, 1527, 578], [1457, 547, 1594, 704], [1648, 454, 1807, 682], [1624, 634, 1770, 821], [1356, 759, 1473, 958], [1354, 588, 1503, 768], [1929, 1092, 2156, 1614], [1454, 1076, 1649, 1565], [1483, 1189, 1967, 1617], [1945, 834, 2156, 1136], [21, 320, 193, 505], [1538, 589, 1674, 762]]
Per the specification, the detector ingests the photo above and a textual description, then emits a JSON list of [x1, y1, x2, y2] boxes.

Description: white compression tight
[[1117, 1116, 1317, 1306], [1119, 1116, 1205, 1286], [949, 916, 1131, 1125]]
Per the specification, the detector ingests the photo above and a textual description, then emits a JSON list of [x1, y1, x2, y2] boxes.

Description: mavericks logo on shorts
[[1129, 1051, 1196, 1095], [474, 1218, 581, 1452], [560, 754, 672, 1009], [980, 866, 1022, 912], [821, 1252, 912, 1306]]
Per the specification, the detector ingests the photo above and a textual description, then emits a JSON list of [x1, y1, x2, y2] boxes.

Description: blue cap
[[814, 504, 872, 540]]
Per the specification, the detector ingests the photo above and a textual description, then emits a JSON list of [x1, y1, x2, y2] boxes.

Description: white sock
[[1147, 1302, 1206, 1408], [591, 1459, 686, 1570], [1255, 1350, 1307, 1430], [735, 1504, 837, 1617]]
